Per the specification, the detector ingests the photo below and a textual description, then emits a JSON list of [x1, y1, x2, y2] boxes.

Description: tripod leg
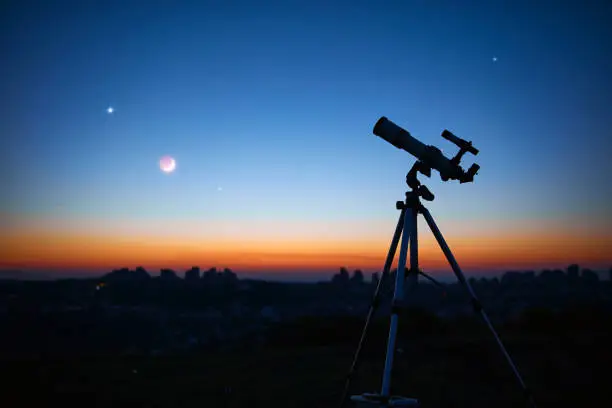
[[420, 207, 537, 408], [407, 205, 419, 291], [339, 208, 407, 408], [381, 207, 414, 397]]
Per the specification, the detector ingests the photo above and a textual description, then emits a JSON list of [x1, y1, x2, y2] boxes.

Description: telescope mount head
[[406, 161, 435, 202]]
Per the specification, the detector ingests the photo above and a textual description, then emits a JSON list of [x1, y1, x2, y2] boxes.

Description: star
[[492, 56, 498, 62], [217, 187, 223, 191], [107, 106, 114, 114]]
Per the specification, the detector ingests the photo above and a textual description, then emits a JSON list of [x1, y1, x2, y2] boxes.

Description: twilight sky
[[1, 0, 611, 280]]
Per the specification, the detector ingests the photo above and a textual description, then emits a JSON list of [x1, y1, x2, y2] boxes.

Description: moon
[[159, 156, 176, 173]]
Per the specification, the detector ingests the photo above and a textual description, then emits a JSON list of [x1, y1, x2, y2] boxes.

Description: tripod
[[340, 162, 537, 408]]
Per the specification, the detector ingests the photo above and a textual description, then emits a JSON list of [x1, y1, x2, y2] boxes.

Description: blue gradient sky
[[1, 0, 611, 279]]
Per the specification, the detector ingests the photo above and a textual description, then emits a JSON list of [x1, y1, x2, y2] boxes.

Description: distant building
[[501, 271, 534, 287], [134, 266, 151, 280], [222, 268, 238, 284], [351, 270, 364, 285], [185, 267, 200, 282], [202, 267, 217, 282], [102, 267, 149, 283], [567, 264, 580, 281], [160, 269, 179, 281], [538, 269, 566, 287], [331, 267, 350, 286], [581, 269, 599, 283]]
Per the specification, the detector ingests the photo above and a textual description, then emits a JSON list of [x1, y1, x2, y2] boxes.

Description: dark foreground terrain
[[4, 309, 611, 408], [2, 266, 611, 407]]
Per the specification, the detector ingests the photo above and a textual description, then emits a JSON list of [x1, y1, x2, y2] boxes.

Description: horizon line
[[2, 263, 610, 283]]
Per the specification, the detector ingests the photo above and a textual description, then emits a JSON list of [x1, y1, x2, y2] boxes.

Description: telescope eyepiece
[[459, 163, 480, 183], [467, 163, 480, 177]]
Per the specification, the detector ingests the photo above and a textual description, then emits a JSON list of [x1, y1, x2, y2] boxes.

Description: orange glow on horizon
[[1, 215, 611, 275]]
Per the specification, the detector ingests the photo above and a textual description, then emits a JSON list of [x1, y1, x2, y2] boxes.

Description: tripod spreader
[[409, 268, 446, 291]]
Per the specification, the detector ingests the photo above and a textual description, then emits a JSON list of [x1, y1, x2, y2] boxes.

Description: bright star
[[492, 57, 498, 62], [107, 106, 114, 114]]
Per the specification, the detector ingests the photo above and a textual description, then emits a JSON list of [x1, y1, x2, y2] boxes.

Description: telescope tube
[[373, 117, 428, 159], [373, 117, 464, 181]]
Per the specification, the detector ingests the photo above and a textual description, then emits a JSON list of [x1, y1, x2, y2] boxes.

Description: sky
[[1, 0, 611, 280]]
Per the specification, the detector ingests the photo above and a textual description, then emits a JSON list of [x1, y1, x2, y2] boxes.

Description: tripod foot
[[350, 393, 420, 408]]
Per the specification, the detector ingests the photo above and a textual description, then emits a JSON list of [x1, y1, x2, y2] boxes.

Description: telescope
[[373, 117, 480, 183], [340, 117, 537, 408]]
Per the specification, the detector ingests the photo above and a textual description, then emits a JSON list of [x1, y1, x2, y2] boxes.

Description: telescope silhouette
[[373, 117, 479, 183]]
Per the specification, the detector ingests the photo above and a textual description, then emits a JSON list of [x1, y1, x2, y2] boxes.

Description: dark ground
[[4, 314, 611, 408], [2, 270, 611, 408]]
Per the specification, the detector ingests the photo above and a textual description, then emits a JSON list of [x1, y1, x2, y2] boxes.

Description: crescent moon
[[160, 156, 176, 173]]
